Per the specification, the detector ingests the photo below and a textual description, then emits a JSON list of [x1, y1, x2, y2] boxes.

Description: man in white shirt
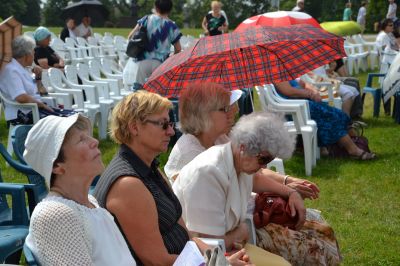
[[75, 16, 93, 39], [357, 1, 367, 34], [292, 0, 305, 12]]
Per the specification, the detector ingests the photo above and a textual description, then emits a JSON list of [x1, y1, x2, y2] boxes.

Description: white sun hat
[[230, 90, 243, 105], [23, 113, 91, 188]]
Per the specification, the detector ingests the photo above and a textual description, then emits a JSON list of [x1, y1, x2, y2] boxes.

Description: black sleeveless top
[[94, 144, 189, 265]]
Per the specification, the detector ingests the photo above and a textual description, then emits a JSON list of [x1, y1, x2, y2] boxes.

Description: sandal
[[351, 151, 376, 160]]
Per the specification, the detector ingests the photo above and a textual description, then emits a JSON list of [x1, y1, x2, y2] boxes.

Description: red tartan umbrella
[[235, 11, 321, 32], [143, 24, 345, 98]]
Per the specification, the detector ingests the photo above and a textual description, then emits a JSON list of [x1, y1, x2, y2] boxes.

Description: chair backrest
[[11, 125, 32, 164], [64, 65, 80, 84], [0, 171, 30, 226], [88, 60, 102, 78]]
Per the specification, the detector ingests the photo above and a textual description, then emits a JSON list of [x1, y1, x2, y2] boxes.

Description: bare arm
[[173, 41, 182, 54], [202, 17, 209, 34], [106, 176, 178, 265], [15, 94, 53, 112], [257, 168, 319, 199], [128, 24, 140, 39], [275, 81, 321, 102], [37, 58, 50, 69]]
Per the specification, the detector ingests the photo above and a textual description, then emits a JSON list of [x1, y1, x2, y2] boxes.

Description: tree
[[19, 0, 41, 26], [0, 0, 27, 22], [42, 0, 70, 26]]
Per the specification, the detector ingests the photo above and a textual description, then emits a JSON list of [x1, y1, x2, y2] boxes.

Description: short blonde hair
[[179, 82, 230, 135], [211, 1, 222, 8], [110, 91, 172, 144]]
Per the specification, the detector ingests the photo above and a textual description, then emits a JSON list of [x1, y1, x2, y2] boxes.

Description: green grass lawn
[[3, 28, 399, 265]]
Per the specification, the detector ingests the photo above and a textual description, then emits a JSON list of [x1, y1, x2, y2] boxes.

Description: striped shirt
[[94, 144, 189, 265]]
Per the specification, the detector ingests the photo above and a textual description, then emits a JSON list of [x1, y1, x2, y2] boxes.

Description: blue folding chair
[[0, 143, 48, 201]]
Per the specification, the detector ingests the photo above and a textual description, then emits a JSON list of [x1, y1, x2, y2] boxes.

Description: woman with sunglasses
[[376, 18, 400, 52], [94, 91, 253, 265]]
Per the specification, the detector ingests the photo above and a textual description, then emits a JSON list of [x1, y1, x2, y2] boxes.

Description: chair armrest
[[366, 73, 386, 87], [48, 92, 73, 109], [0, 144, 39, 175]]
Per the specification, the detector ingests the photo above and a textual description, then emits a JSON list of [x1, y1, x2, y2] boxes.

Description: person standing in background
[[357, 1, 368, 34], [75, 16, 93, 39], [343, 2, 353, 21], [292, 0, 305, 12], [387, 0, 399, 37], [60, 18, 77, 42], [202, 1, 227, 36]]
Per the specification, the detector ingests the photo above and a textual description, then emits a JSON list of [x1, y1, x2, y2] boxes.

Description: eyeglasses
[[144, 119, 174, 130], [218, 106, 230, 113], [256, 152, 275, 165]]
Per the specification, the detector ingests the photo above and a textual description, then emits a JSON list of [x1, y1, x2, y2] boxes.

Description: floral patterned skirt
[[256, 220, 342, 266]]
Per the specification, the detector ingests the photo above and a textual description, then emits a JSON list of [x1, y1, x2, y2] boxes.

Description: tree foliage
[[0, 0, 27, 22]]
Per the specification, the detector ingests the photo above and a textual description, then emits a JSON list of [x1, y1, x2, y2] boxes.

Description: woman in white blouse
[[23, 114, 136, 266]]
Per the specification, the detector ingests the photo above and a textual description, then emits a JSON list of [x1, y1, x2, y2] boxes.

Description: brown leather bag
[[253, 192, 298, 229]]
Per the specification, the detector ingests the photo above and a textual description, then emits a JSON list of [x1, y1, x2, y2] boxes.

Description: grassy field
[[2, 28, 399, 265]]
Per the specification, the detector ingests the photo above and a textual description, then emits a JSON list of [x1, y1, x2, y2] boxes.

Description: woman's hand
[[286, 177, 320, 200], [227, 249, 255, 266], [287, 190, 306, 230]]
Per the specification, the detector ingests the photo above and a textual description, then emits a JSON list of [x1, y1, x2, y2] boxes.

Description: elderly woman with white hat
[[33, 26, 64, 69], [23, 114, 136, 265]]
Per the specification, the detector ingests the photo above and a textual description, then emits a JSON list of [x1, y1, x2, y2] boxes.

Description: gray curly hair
[[12, 35, 35, 59], [230, 112, 296, 159]]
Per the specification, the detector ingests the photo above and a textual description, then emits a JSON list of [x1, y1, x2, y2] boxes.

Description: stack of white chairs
[[114, 35, 129, 66], [74, 37, 96, 62], [100, 35, 118, 59], [48, 68, 108, 139], [352, 34, 378, 69], [255, 84, 318, 176], [93, 32, 103, 43], [301, 73, 342, 110], [344, 39, 369, 75], [87, 60, 130, 96]]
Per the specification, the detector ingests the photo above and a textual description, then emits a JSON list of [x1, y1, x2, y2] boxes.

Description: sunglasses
[[145, 119, 175, 130], [256, 152, 275, 165]]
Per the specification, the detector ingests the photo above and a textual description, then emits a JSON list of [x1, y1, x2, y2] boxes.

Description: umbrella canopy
[[143, 24, 346, 98], [235, 11, 321, 32], [62, 0, 109, 26], [0, 16, 22, 70], [320, 21, 361, 37], [383, 52, 400, 103]]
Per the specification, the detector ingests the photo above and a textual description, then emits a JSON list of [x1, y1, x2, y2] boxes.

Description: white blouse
[[26, 194, 136, 266]]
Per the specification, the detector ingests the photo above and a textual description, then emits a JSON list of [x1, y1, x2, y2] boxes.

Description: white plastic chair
[[255, 85, 318, 176], [0, 91, 40, 155], [352, 34, 378, 69], [86, 61, 130, 97], [76, 63, 124, 103], [64, 37, 86, 64]]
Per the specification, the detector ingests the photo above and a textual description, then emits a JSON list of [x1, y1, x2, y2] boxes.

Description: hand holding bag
[[253, 192, 298, 229], [126, 16, 149, 58]]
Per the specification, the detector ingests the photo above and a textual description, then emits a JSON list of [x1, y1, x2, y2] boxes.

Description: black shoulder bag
[[126, 16, 149, 58]]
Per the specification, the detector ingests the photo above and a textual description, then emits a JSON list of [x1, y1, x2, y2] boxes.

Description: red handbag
[[253, 193, 298, 229]]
